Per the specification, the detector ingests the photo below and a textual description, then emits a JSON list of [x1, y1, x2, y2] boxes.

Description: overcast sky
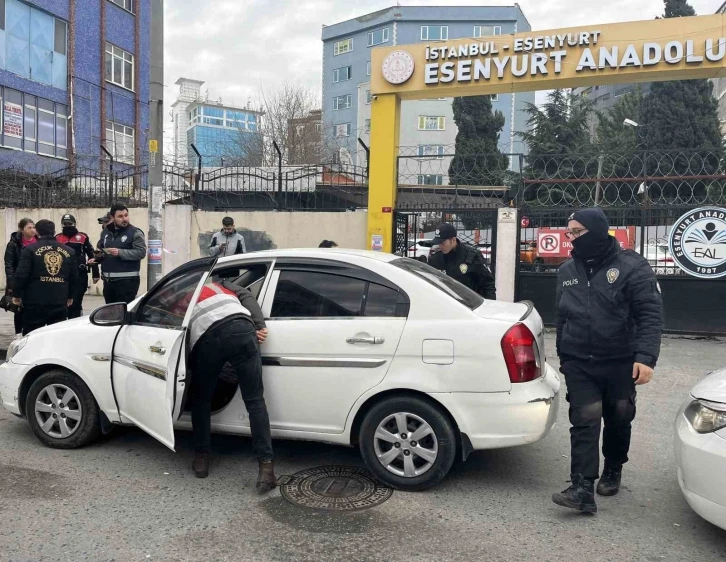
[[162, 0, 722, 142]]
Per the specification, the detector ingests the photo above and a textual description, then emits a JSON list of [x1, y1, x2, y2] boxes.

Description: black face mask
[[62, 226, 78, 237], [571, 232, 611, 261]]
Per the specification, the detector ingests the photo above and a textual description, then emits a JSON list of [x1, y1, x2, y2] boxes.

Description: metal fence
[[0, 164, 149, 208]]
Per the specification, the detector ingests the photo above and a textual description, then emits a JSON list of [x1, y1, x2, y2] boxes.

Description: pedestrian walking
[[552, 208, 663, 514], [56, 214, 100, 318], [209, 217, 246, 257], [318, 240, 338, 248], [174, 269, 276, 492], [428, 223, 496, 300], [11, 220, 78, 335], [3, 218, 37, 338], [94, 203, 147, 304]]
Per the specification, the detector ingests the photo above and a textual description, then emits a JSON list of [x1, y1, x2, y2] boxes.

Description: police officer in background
[[428, 223, 496, 300], [56, 214, 99, 318], [552, 208, 663, 514], [93, 203, 147, 304], [11, 220, 78, 335]]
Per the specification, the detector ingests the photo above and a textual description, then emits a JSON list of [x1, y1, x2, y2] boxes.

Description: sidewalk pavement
[[0, 294, 107, 352]]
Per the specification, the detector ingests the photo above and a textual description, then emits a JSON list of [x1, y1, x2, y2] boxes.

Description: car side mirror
[[90, 303, 128, 326]]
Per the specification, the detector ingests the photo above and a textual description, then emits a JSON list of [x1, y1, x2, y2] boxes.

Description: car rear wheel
[[25, 370, 102, 449], [417, 255, 428, 263], [359, 396, 456, 491]]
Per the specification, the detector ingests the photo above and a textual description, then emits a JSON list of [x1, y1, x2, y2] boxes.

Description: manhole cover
[[279, 466, 393, 512]]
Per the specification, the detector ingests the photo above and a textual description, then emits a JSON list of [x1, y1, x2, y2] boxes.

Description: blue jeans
[[190, 319, 273, 461]]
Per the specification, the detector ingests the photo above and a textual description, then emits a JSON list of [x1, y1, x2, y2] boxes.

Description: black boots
[[552, 473, 597, 513], [256, 460, 277, 493], [193, 452, 210, 478], [597, 461, 623, 496]]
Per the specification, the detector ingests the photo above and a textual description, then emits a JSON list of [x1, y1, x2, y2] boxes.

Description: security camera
[[371, 94, 378, 101]]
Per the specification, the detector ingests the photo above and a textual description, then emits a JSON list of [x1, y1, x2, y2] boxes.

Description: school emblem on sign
[[43, 251, 63, 276], [459, 264, 468, 274], [668, 206, 726, 279], [606, 268, 620, 284], [121, 235, 128, 242]]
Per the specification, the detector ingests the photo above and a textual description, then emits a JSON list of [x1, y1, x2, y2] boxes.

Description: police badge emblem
[[44, 251, 63, 276], [606, 268, 620, 284], [459, 264, 468, 274], [121, 235, 128, 242]]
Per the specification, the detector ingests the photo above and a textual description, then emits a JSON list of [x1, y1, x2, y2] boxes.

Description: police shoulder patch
[[606, 268, 620, 284], [459, 263, 468, 274]]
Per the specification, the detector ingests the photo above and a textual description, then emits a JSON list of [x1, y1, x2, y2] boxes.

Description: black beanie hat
[[571, 208, 609, 239]]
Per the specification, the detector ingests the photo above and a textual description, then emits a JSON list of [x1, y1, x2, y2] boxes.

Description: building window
[[225, 110, 257, 130], [418, 116, 446, 130], [473, 25, 502, 38], [333, 38, 353, 56], [365, 90, 371, 104], [200, 105, 224, 126], [366, 61, 371, 76], [367, 27, 389, 47], [315, 122, 322, 132], [418, 145, 445, 159], [418, 174, 444, 186], [108, 0, 134, 13], [335, 123, 351, 137], [421, 25, 448, 41], [105, 42, 134, 91], [0, 0, 68, 90], [0, 86, 67, 157], [105, 121, 135, 164], [333, 94, 352, 111], [333, 66, 351, 83]]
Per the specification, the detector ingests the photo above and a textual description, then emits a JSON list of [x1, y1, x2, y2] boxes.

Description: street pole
[[147, 0, 164, 288]]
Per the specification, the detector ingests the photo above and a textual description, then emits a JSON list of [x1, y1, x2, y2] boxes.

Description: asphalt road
[[1, 333, 726, 562]]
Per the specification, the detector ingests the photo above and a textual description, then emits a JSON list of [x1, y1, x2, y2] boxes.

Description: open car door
[[110, 258, 216, 450]]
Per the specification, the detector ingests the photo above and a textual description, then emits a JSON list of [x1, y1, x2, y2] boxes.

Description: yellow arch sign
[[367, 14, 726, 252]]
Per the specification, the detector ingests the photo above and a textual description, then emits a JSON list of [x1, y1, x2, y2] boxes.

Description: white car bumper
[[674, 401, 726, 531], [431, 362, 561, 450], [0, 360, 26, 416]]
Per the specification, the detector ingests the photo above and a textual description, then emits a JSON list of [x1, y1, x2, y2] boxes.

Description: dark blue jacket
[[556, 237, 663, 367]]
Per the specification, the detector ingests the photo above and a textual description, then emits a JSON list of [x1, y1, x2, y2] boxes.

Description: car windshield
[[391, 258, 484, 310]]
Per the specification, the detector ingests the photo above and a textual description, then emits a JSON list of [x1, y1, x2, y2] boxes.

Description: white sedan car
[[0, 249, 560, 490], [674, 367, 726, 529]]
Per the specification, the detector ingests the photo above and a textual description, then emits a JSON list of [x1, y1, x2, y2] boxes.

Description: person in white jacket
[[209, 217, 246, 257]]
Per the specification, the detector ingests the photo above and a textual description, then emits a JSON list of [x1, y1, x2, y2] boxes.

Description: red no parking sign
[[538, 232, 562, 255]]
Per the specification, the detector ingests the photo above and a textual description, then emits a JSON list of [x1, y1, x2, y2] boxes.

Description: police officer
[[56, 214, 100, 318], [428, 223, 496, 300], [552, 208, 663, 514], [94, 203, 147, 304], [11, 220, 79, 335]]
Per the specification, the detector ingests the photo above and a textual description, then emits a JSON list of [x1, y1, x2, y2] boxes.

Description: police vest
[[100, 225, 140, 278]]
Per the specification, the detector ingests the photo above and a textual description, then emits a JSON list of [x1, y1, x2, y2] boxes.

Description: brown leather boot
[[256, 460, 277, 493], [192, 452, 210, 478]]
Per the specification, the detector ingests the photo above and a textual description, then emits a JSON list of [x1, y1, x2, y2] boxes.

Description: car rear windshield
[[391, 258, 484, 310]]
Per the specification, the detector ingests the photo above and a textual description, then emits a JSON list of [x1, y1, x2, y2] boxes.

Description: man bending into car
[[180, 268, 276, 492]]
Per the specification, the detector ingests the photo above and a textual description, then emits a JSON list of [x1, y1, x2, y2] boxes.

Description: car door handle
[[149, 345, 166, 355], [346, 336, 385, 345]]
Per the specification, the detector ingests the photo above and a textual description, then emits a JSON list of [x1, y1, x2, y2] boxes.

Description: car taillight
[[501, 323, 541, 383]]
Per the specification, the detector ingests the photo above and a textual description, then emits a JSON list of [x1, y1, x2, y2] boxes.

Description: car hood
[[690, 367, 726, 404], [29, 316, 90, 336]]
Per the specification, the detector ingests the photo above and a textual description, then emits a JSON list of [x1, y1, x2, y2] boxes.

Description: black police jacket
[[555, 237, 663, 367], [428, 240, 496, 300], [12, 237, 79, 307], [56, 229, 100, 278]]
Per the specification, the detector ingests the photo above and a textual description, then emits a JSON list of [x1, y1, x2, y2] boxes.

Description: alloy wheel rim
[[373, 412, 438, 477], [34, 384, 83, 439]]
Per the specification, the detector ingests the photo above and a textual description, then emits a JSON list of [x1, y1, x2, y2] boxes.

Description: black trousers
[[13, 309, 23, 335], [68, 272, 88, 319], [190, 319, 273, 461], [103, 277, 140, 305], [22, 304, 68, 335], [560, 358, 637, 479]]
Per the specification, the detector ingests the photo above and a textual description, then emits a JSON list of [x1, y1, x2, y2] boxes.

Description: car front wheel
[[359, 396, 456, 491], [25, 370, 102, 449]]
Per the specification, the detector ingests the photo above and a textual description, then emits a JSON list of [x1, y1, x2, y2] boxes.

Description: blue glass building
[[0, 0, 150, 172]]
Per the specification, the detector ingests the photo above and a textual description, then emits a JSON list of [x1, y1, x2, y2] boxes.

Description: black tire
[[359, 396, 457, 491], [25, 370, 102, 449], [417, 255, 428, 263]]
